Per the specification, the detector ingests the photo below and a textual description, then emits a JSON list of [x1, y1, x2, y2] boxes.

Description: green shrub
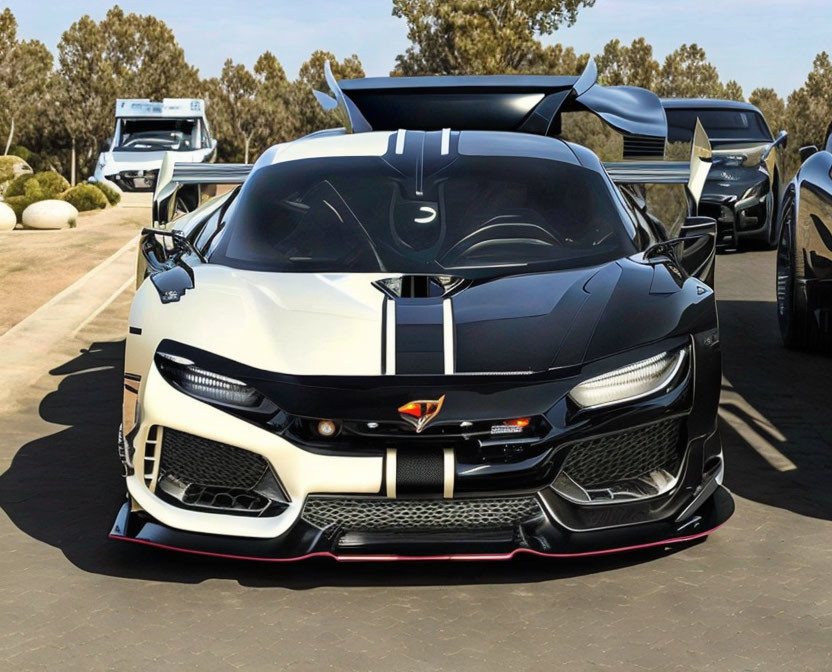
[[92, 180, 121, 206], [4, 171, 68, 199], [0, 156, 18, 185], [61, 183, 108, 212], [4, 172, 34, 197], [34, 171, 71, 198]]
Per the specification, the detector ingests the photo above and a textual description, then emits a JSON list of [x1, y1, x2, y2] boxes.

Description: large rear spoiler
[[153, 153, 252, 227], [316, 58, 668, 159], [605, 119, 713, 213]]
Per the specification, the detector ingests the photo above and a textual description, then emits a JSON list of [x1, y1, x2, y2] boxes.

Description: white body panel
[[126, 268, 391, 378], [127, 365, 383, 537]]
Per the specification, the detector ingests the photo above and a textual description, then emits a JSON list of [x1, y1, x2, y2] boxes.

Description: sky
[[4, 0, 829, 98]]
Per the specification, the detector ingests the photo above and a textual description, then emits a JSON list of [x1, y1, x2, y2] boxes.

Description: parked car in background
[[663, 99, 787, 250], [93, 98, 217, 192], [776, 125, 832, 351]]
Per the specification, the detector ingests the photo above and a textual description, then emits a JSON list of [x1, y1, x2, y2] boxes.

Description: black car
[[663, 99, 788, 250], [776, 125, 832, 351], [110, 60, 733, 561]]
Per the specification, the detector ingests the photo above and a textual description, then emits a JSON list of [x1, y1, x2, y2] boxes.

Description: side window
[[201, 120, 214, 149]]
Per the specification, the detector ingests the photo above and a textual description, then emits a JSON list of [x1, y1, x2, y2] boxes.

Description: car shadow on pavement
[[717, 298, 832, 522], [0, 340, 705, 587]]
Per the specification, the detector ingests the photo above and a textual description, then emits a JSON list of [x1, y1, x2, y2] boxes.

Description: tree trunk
[[70, 137, 76, 186], [244, 135, 251, 164], [3, 116, 14, 156]]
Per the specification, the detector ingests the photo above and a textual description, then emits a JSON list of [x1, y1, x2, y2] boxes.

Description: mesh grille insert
[[159, 428, 269, 491], [302, 496, 542, 531], [560, 418, 684, 489]]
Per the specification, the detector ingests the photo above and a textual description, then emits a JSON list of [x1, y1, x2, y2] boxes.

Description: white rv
[[93, 98, 216, 191]]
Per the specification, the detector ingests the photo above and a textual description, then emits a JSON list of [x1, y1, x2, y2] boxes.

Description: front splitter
[[109, 486, 734, 562]]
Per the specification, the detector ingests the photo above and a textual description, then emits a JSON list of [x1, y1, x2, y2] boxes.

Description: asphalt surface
[[0, 248, 831, 671]]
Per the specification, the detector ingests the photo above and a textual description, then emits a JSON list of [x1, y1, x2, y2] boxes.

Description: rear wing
[[316, 58, 668, 159], [605, 119, 713, 213], [153, 153, 252, 227]]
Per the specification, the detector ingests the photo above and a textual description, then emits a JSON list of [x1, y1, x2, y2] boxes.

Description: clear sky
[[3, 0, 828, 97]]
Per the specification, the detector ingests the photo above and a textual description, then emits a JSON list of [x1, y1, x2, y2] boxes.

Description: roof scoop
[[374, 275, 466, 299]]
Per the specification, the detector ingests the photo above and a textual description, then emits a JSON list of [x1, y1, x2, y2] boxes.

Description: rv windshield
[[116, 118, 199, 151]]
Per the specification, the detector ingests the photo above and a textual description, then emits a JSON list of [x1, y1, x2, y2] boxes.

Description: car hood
[[130, 259, 714, 378]]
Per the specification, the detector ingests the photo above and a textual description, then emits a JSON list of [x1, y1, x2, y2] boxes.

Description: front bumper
[[110, 486, 733, 561], [113, 333, 732, 561], [700, 174, 773, 248]]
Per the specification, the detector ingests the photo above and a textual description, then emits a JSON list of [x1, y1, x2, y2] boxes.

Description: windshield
[[209, 154, 636, 277], [666, 108, 772, 144], [116, 118, 199, 151]]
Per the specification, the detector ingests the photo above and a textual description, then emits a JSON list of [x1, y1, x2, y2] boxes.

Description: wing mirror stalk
[[644, 216, 716, 280]]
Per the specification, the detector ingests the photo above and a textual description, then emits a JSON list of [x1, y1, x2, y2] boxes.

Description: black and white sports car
[[111, 60, 734, 561]]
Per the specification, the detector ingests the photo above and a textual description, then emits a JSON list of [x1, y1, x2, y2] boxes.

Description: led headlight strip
[[568, 347, 688, 410], [157, 352, 265, 408]]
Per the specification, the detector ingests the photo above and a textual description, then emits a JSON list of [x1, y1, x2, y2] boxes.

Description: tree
[[0, 9, 53, 155], [750, 87, 785, 133], [596, 38, 659, 89], [783, 52, 832, 176], [657, 44, 723, 99], [55, 5, 198, 179], [391, 0, 596, 75], [203, 52, 294, 164], [204, 60, 260, 164], [721, 79, 744, 102]]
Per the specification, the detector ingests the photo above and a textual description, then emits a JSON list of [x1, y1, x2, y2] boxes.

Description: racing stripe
[[395, 299, 445, 374]]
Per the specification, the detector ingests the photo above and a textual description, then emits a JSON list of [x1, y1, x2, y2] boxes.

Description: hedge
[[92, 180, 121, 206], [61, 183, 109, 212]]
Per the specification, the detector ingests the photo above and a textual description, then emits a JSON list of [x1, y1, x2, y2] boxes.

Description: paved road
[[1, 249, 831, 671]]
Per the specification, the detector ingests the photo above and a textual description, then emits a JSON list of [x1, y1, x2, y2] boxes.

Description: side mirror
[[646, 216, 716, 283], [799, 145, 819, 162], [678, 216, 716, 281], [100, 137, 112, 153], [761, 130, 788, 161]]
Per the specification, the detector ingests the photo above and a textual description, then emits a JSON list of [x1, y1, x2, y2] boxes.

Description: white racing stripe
[[441, 128, 451, 155], [385, 297, 397, 375], [443, 298, 454, 374], [386, 449, 397, 498]]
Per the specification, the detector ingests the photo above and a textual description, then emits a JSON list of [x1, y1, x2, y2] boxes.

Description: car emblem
[[398, 395, 445, 433]]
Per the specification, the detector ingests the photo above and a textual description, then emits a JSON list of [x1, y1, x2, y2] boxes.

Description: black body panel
[[110, 486, 734, 560]]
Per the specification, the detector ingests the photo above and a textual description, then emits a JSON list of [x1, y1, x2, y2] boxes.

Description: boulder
[[0, 155, 33, 197], [0, 202, 16, 231], [21, 199, 79, 230]]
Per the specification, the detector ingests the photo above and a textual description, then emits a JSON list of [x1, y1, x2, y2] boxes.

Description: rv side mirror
[[799, 145, 818, 162]]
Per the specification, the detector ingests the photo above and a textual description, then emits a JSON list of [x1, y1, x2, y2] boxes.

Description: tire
[[776, 192, 811, 349]]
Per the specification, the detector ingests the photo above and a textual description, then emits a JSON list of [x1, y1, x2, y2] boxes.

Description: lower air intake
[[553, 417, 685, 504], [157, 428, 285, 515], [302, 496, 542, 531]]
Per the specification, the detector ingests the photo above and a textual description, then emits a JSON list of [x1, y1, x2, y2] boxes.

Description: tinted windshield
[[209, 155, 636, 277], [116, 118, 199, 151], [666, 108, 772, 143]]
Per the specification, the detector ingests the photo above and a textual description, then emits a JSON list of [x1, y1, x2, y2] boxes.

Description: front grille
[[159, 428, 269, 490], [560, 418, 684, 489], [302, 496, 542, 531]]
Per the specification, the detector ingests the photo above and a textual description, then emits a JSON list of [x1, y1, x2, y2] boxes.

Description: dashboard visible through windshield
[[209, 154, 637, 278]]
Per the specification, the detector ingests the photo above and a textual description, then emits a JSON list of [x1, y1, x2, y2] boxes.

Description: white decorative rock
[[21, 199, 79, 230], [0, 202, 16, 230]]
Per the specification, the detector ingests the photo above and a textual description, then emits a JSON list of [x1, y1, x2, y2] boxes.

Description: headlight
[[568, 348, 688, 409], [156, 352, 269, 409]]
